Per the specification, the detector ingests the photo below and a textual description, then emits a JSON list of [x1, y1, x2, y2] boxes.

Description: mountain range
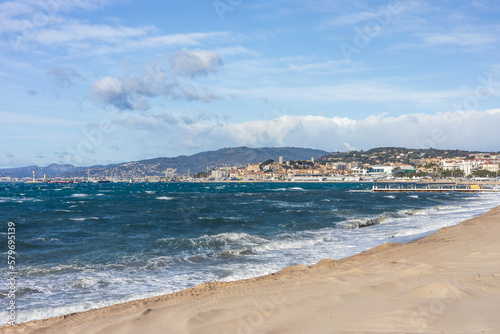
[[0, 147, 329, 179]]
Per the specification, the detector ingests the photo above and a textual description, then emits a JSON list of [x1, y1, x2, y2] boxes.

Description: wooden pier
[[372, 183, 496, 193]]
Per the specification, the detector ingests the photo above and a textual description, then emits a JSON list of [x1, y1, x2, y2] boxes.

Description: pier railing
[[371, 183, 496, 193]]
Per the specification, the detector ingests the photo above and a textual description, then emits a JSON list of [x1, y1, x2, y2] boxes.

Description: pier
[[372, 183, 497, 193]]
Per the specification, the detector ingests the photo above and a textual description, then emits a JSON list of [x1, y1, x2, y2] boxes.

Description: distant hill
[[0, 147, 329, 179], [74, 146, 329, 179], [0, 163, 86, 179], [318, 147, 486, 165]]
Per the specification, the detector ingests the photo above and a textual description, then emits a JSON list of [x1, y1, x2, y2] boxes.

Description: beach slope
[[3, 206, 500, 333]]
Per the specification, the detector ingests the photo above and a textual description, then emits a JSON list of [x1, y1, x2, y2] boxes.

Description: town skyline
[[1, 146, 498, 182]]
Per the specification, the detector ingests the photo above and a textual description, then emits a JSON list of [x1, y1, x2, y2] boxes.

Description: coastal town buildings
[[204, 154, 499, 182], [5, 149, 499, 183], [441, 159, 500, 176]]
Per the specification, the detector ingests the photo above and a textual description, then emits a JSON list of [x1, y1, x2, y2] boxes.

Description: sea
[[1, 181, 499, 325]]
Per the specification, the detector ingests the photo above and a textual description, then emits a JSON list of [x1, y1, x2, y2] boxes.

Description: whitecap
[[156, 196, 173, 200], [31, 236, 61, 243], [70, 194, 88, 198], [0, 196, 41, 203], [212, 232, 268, 243], [70, 217, 99, 221]]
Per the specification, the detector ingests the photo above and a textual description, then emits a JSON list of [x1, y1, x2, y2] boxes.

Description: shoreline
[[4, 179, 500, 186], [3, 205, 500, 333]]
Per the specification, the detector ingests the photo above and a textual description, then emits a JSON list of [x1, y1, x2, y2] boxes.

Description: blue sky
[[2, 0, 500, 167]]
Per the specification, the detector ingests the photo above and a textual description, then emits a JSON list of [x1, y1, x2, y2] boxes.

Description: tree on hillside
[[259, 159, 275, 168], [472, 169, 496, 178], [193, 171, 209, 178], [440, 169, 464, 178]]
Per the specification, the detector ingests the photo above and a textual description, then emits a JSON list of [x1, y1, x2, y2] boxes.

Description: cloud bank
[[113, 109, 500, 153], [221, 110, 500, 151]]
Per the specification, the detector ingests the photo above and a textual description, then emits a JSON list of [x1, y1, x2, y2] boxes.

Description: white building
[[332, 162, 347, 171], [211, 170, 229, 179], [351, 165, 414, 176], [369, 166, 396, 175], [441, 159, 495, 176], [347, 161, 363, 170], [482, 162, 500, 173], [164, 169, 176, 179]]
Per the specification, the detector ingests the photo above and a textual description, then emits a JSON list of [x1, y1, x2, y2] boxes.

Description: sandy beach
[[3, 206, 500, 334]]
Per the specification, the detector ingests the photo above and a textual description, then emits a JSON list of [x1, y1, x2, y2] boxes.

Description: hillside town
[[1, 148, 499, 183], [203, 151, 500, 182]]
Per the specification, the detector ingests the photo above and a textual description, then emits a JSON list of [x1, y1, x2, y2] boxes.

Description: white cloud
[[0, 0, 114, 34], [134, 32, 227, 49], [89, 53, 222, 111], [171, 84, 221, 102], [109, 108, 500, 153], [0, 2, 33, 34], [421, 32, 496, 47], [73, 32, 229, 56], [170, 49, 223, 78], [113, 113, 177, 132], [191, 109, 500, 152], [220, 81, 463, 106], [287, 59, 359, 74], [216, 109, 500, 151], [90, 76, 135, 110], [2, 0, 229, 56], [215, 46, 258, 57], [395, 29, 498, 51], [32, 23, 152, 45], [0, 110, 83, 126]]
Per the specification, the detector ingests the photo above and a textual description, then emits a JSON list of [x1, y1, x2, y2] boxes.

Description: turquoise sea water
[[1, 182, 499, 325]]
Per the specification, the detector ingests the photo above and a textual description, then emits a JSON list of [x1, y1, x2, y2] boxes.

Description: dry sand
[[3, 206, 500, 334]]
